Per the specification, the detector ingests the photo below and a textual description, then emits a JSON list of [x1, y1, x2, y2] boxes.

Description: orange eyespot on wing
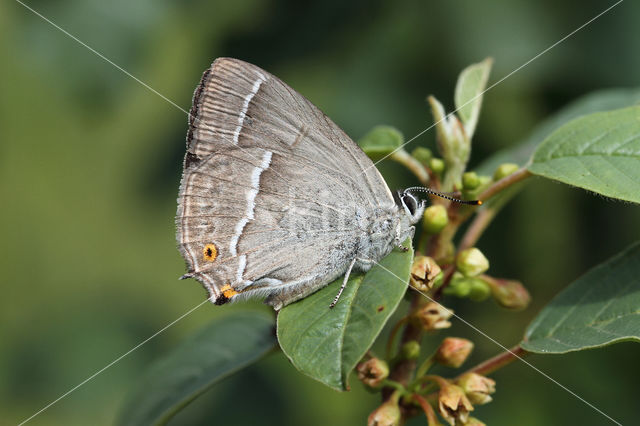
[[202, 243, 218, 262], [220, 284, 238, 298]]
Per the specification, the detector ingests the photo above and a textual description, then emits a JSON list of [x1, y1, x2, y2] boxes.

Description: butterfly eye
[[402, 193, 418, 216]]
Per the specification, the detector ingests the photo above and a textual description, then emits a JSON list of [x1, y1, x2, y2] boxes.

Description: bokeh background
[[2, 0, 639, 425]]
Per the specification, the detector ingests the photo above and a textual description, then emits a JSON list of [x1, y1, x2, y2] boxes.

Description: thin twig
[[412, 393, 441, 426], [392, 150, 430, 186], [477, 168, 532, 201], [458, 207, 498, 251], [457, 345, 527, 378]]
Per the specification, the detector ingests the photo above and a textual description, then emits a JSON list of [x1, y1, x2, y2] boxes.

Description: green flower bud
[[357, 357, 389, 388], [431, 271, 445, 289], [435, 337, 474, 368], [483, 276, 531, 310], [457, 372, 496, 405], [492, 163, 519, 181], [423, 205, 448, 234], [429, 157, 445, 175], [462, 171, 480, 189], [456, 248, 489, 277], [411, 147, 433, 165], [443, 272, 471, 298], [401, 340, 421, 360], [468, 278, 491, 302]]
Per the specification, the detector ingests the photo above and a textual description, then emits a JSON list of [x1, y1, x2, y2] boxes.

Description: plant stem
[[412, 393, 441, 426], [392, 149, 430, 186], [386, 316, 410, 360], [458, 207, 497, 251], [381, 379, 407, 393], [414, 355, 435, 380], [478, 167, 531, 201], [457, 345, 527, 377]]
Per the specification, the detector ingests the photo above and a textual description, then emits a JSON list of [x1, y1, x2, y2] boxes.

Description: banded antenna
[[403, 186, 483, 206]]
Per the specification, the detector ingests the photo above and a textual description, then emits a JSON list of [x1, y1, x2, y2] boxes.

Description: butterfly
[[176, 58, 427, 310]]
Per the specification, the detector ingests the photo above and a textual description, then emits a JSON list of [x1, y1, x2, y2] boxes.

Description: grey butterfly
[[176, 58, 424, 310]]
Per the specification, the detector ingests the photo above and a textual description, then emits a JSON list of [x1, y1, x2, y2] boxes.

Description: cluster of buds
[[433, 372, 495, 425]]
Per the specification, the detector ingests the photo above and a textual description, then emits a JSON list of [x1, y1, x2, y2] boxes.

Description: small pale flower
[[457, 372, 496, 405], [415, 302, 453, 331], [357, 357, 389, 388], [438, 383, 473, 425]]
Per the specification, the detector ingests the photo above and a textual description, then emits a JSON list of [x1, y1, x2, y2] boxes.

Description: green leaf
[[528, 106, 640, 203], [277, 240, 413, 390], [454, 57, 493, 138], [358, 125, 405, 161], [522, 241, 640, 354], [476, 87, 640, 176], [117, 310, 276, 426]]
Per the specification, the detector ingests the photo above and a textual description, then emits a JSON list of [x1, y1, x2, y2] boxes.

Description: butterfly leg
[[394, 225, 415, 251], [330, 257, 358, 309]]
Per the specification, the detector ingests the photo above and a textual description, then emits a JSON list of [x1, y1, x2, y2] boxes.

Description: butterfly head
[[396, 190, 426, 225]]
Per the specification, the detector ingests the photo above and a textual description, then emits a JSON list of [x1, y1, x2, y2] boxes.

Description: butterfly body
[[176, 58, 422, 309]]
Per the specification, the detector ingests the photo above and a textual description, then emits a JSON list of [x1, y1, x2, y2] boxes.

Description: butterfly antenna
[[404, 186, 482, 206]]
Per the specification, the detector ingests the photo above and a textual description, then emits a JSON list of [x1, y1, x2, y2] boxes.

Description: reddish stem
[[457, 345, 527, 378], [412, 393, 440, 426]]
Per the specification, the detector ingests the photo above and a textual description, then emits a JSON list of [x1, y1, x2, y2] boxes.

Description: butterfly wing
[[177, 58, 395, 307]]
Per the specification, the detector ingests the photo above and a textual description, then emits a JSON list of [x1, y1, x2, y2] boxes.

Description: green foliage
[[357, 125, 405, 161], [529, 106, 640, 203], [454, 58, 493, 139], [522, 241, 640, 354], [277, 240, 413, 390], [477, 87, 640, 175], [116, 311, 276, 426]]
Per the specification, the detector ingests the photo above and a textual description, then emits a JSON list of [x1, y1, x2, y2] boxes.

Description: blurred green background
[[2, 0, 639, 425]]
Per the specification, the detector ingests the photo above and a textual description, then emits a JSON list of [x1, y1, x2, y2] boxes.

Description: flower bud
[[483, 276, 530, 310], [410, 256, 442, 291], [492, 163, 519, 181], [438, 382, 473, 425], [414, 302, 453, 331], [443, 273, 472, 298], [462, 171, 480, 190], [456, 372, 496, 405], [411, 147, 433, 165], [357, 357, 389, 388], [467, 278, 491, 302], [401, 340, 421, 360], [444, 274, 490, 301], [429, 158, 445, 175], [456, 247, 489, 277], [423, 205, 448, 234], [465, 417, 487, 426], [435, 337, 474, 368], [368, 392, 401, 426]]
